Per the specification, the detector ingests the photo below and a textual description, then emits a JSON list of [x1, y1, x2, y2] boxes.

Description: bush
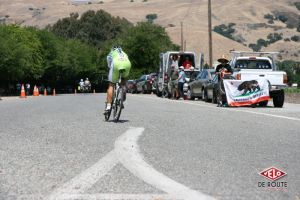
[[248, 43, 261, 51], [146, 14, 157, 23], [294, 2, 300, 11], [213, 23, 236, 40], [278, 14, 288, 23], [267, 32, 283, 43], [291, 35, 300, 42], [264, 13, 275, 23]]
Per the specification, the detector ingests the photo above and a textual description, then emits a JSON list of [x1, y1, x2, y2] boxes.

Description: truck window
[[235, 59, 271, 69]]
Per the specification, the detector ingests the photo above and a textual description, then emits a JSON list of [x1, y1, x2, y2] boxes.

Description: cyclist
[[104, 46, 131, 112]]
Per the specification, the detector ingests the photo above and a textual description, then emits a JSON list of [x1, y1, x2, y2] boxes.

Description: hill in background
[[1, 0, 300, 62]]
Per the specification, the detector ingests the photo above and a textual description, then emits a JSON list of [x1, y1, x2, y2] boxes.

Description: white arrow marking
[[48, 127, 215, 200]]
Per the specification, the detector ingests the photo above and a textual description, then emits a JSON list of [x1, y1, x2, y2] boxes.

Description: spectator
[[25, 83, 30, 96], [177, 66, 186, 100], [182, 57, 193, 69], [170, 54, 179, 71], [170, 66, 179, 99], [16, 83, 21, 95]]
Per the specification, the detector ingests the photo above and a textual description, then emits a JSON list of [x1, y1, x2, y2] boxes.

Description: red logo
[[259, 167, 286, 181]]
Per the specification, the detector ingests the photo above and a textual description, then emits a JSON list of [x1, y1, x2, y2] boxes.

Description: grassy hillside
[[1, 0, 299, 62]]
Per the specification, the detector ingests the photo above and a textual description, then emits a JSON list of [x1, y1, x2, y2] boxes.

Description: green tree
[[0, 25, 44, 86]]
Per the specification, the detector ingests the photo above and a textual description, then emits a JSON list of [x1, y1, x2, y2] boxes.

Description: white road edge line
[[134, 95, 300, 122], [115, 127, 215, 200]]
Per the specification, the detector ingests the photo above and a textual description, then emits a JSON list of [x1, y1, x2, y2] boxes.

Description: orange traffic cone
[[20, 84, 26, 98], [36, 87, 40, 96], [33, 85, 39, 96], [44, 88, 47, 96], [53, 89, 56, 96]]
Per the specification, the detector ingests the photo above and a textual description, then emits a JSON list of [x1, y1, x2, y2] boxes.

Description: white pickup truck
[[229, 51, 288, 107]]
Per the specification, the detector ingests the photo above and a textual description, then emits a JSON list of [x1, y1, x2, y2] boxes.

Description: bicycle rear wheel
[[113, 86, 123, 122]]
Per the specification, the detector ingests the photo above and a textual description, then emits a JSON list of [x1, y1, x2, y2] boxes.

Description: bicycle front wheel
[[113, 87, 123, 122]]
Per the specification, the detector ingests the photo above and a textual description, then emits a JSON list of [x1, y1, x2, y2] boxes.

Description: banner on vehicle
[[223, 79, 270, 107]]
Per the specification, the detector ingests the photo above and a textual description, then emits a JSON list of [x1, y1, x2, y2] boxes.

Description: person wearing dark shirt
[[215, 55, 233, 82], [215, 54, 233, 107]]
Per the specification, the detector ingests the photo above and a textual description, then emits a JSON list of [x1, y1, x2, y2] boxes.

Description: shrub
[[294, 2, 300, 11], [248, 43, 261, 51], [278, 14, 288, 23], [146, 13, 157, 23], [291, 35, 300, 42], [213, 23, 235, 40], [264, 14, 274, 21]]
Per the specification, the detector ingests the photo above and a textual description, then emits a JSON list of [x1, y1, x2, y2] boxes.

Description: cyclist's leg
[[105, 64, 118, 111]]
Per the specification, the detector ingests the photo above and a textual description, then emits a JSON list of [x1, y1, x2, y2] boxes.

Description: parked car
[[136, 75, 151, 94], [185, 69, 215, 100], [126, 80, 137, 93]]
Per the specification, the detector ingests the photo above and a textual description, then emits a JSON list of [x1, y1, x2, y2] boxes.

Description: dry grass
[[0, 0, 299, 61]]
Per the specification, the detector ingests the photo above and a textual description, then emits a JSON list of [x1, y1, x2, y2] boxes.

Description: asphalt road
[[0, 94, 299, 200]]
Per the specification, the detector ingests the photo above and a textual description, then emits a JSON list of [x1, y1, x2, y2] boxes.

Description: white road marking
[[134, 95, 300, 122], [115, 128, 215, 200], [47, 151, 118, 200], [44, 193, 182, 200], [47, 127, 215, 200]]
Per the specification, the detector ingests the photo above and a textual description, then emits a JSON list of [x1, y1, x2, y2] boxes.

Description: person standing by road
[[170, 66, 179, 99], [170, 54, 179, 71], [25, 83, 30, 96], [177, 66, 186, 100], [215, 54, 233, 106]]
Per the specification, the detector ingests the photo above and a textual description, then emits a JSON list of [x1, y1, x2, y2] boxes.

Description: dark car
[[126, 80, 137, 93], [203, 73, 219, 103], [136, 75, 150, 94], [186, 69, 215, 100]]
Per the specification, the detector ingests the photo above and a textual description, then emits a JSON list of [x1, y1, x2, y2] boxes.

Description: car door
[[194, 70, 208, 94], [206, 74, 218, 98], [190, 71, 202, 94], [136, 75, 144, 92]]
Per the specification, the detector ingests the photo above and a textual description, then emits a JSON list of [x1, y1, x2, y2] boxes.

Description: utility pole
[[208, 0, 213, 67], [184, 40, 186, 51], [181, 21, 184, 52]]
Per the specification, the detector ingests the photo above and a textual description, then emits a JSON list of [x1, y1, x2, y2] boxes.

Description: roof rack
[[229, 51, 279, 70], [230, 51, 279, 57]]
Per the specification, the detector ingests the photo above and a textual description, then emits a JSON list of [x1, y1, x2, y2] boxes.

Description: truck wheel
[[156, 87, 162, 97], [204, 89, 211, 102], [258, 100, 268, 107], [212, 90, 218, 104], [273, 90, 284, 108]]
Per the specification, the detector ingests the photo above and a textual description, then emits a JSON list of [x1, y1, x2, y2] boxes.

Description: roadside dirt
[[285, 93, 300, 104]]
